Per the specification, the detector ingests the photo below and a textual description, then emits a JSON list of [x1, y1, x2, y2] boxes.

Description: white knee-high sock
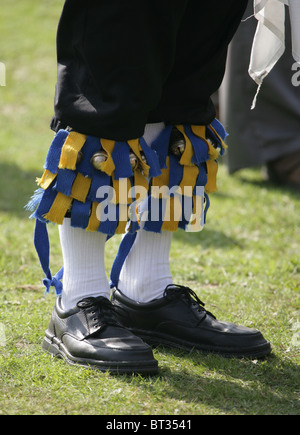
[[118, 229, 173, 302], [59, 219, 110, 311]]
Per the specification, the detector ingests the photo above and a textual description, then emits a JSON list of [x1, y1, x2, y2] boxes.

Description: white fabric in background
[[249, 0, 300, 107]]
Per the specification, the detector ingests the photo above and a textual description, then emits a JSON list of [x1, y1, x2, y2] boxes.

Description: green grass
[[0, 0, 299, 415]]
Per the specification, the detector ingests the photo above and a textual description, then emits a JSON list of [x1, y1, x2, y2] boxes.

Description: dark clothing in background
[[219, 3, 300, 173], [51, 0, 248, 140]]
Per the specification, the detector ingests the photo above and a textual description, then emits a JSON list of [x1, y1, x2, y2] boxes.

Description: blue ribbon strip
[[110, 231, 137, 288], [34, 219, 63, 295]]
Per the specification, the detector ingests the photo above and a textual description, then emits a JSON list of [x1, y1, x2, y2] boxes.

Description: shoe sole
[[42, 335, 159, 375], [128, 329, 272, 359]]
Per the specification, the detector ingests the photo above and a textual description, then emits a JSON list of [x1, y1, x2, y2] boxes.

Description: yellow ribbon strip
[[58, 131, 86, 170]]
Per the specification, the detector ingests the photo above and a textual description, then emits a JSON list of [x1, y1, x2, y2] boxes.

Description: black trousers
[[51, 0, 248, 140]]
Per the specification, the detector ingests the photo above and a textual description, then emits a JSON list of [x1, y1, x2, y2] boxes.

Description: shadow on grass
[[174, 228, 243, 249], [0, 162, 39, 218], [128, 347, 300, 414]]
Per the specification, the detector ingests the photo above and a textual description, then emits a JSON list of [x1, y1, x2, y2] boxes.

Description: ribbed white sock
[[118, 229, 173, 302], [58, 219, 110, 311]]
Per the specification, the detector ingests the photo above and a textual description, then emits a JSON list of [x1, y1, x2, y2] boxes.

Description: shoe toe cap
[[62, 327, 155, 363]]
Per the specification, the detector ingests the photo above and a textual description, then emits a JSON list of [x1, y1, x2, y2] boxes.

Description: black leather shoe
[[42, 296, 158, 374], [112, 285, 271, 359]]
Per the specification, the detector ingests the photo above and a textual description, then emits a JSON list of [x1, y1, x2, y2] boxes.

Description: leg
[[111, 0, 271, 358], [32, 2, 189, 368], [32, 0, 193, 372]]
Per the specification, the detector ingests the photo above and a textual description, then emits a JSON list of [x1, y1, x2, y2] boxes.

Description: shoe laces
[[164, 284, 216, 319], [77, 296, 121, 328]]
